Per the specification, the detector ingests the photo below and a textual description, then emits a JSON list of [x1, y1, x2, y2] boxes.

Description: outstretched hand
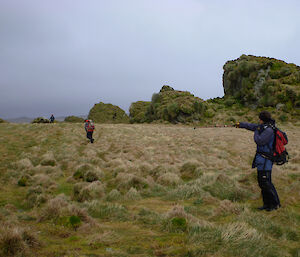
[[234, 122, 240, 128]]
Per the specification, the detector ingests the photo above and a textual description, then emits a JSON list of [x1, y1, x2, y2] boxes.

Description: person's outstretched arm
[[236, 122, 259, 131]]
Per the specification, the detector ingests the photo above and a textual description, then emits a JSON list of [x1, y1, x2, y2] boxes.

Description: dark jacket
[[240, 122, 274, 170]]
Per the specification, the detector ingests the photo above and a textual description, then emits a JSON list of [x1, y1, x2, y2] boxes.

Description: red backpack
[[259, 126, 289, 165], [272, 127, 289, 165], [86, 120, 95, 132]]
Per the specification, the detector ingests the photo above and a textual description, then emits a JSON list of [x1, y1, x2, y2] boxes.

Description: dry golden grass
[[0, 122, 299, 256]]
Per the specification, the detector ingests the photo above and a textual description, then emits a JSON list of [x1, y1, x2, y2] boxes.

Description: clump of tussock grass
[[38, 195, 94, 231], [32, 174, 56, 189], [115, 172, 149, 191], [239, 208, 299, 241], [106, 189, 122, 201], [149, 165, 169, 180], [137, 208, 163, 225], [17, 174, 31, 187], [15, 158, 33, 170], [219, 222, 280, 257], [138, 163, 153, 176], [0, 223, 40, 257], [165, 179, 206, 200], [73, 164, 103, 182], [125, 187, 142, 200], [213, 199, 243, 216], [180, 161, 202, 180], [40, 152, 56, 166], [140, 184, 167, 198], [203, 174, 251, 202], [188, 221, 279, 257], [88, 231, 121, 249], [163, 205, 200, 233], [73, 181, 105, 202], [38, 195, 69, 221], [157, 172, 182, 186], [86, 200, 129, 221], [25, 186, 48, 208]]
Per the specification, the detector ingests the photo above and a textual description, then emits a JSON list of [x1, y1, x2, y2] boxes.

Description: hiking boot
[[266, 205, 281, 212], [257, 205, 269, 211]]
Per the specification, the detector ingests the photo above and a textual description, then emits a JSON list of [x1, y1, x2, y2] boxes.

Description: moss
[[223, 55, 300, 109], [130, 86, 207, 123], [129, 101, 151, 123], [88, 102, 129, 123]]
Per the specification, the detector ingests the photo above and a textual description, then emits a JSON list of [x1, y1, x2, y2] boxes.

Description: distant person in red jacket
[[84, 119, 95, 143]]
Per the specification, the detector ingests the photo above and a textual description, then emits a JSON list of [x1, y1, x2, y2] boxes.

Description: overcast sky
[[0, 0, 299, 119]]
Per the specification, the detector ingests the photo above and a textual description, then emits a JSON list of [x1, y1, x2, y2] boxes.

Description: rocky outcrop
[[223, 55, 300, 109], [88, 102, 129, 123]]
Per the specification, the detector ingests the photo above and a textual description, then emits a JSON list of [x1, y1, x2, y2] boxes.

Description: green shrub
[[69, 215, 81, 231], [279, 114, 288, 122], [88, 102, 129, 123], [18, 176, 28, 187], [170, 217, 187, 232], [31, 117, 50, 123], [64, 116, 85, 123]]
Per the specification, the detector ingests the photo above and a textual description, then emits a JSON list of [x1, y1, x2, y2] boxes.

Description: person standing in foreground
[[235, 111, 280, 211], [84, 119, 95, 143]]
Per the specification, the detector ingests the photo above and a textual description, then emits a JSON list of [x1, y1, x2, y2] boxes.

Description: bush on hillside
[[130, 85, 207, 123], [31, 117, 50, 123], [88, 102, 129, 123], [129, 101, 151, 123], [64, 116, 85, 123]]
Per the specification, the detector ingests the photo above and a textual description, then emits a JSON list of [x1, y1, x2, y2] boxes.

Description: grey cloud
[[0, 0, 299, 119]]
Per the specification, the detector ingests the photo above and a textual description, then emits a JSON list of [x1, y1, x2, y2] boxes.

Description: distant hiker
[[84, 119, 95, 143], [235, 111, 281, 211], [50, 114, 55, 123]]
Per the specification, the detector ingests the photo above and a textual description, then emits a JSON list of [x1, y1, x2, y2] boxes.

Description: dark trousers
[[86, 131, 94, 143], [257, 170, 280, 207]]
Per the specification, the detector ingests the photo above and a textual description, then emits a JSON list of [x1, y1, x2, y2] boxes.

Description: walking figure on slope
[[235, 111, 283, 212], [84, 119, 95, 143]]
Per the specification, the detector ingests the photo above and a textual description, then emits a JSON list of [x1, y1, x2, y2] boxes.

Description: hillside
[[0, 123, 299, 256]]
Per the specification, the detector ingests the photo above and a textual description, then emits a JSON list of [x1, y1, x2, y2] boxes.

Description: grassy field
[[0, 122, 299, 257]]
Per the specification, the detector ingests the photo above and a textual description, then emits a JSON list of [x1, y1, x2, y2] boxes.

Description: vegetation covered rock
[[130, 85, 207, 123], [223, 54, 300, 109], [0, 118, 6, 123], [64, 115, 85, 123], [129, 101, 151, 123], [88, 102, 129, 123]]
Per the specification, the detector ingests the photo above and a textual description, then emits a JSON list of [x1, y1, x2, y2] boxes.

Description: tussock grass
[[72, 181, 105, 202], [0, 123, 299, 256], [0, 222, 40, 256], [157, 172, 182, 186]]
